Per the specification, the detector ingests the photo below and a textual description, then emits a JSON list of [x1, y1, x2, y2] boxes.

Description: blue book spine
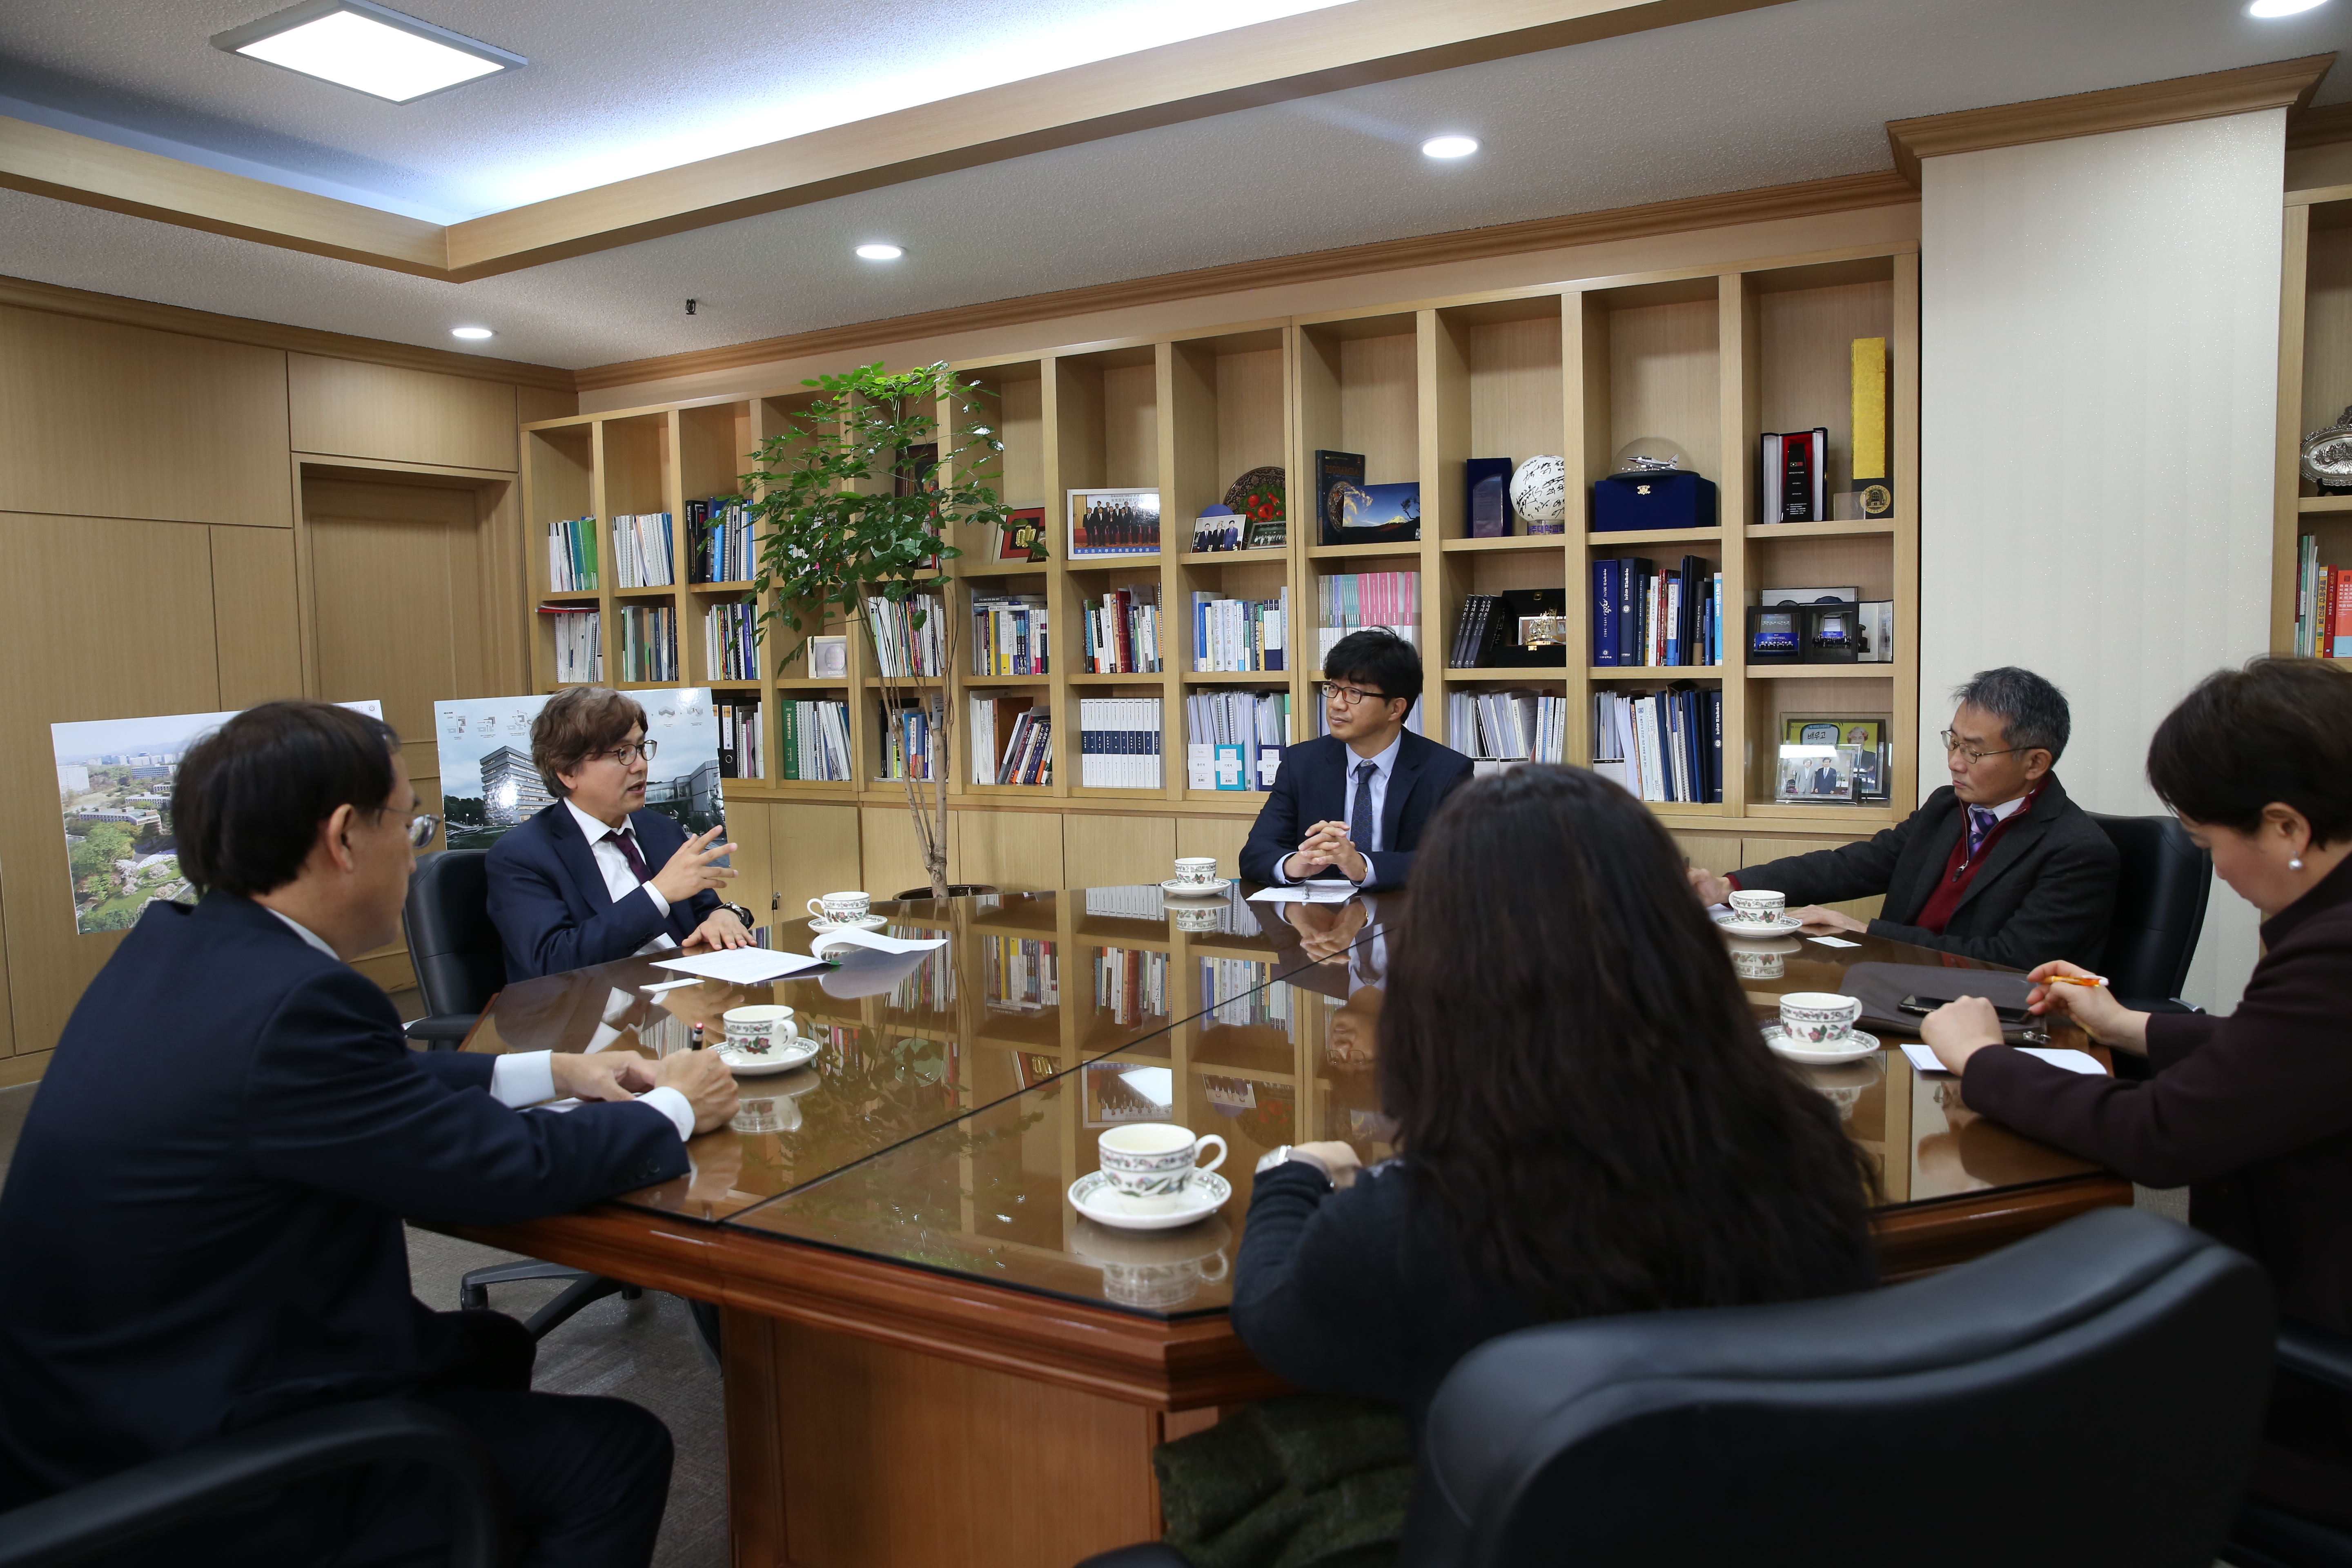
[[1708, 690, 1724, 802]]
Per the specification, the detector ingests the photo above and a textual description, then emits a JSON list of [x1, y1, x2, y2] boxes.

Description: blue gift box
[[1593, 470, 1718, 532]]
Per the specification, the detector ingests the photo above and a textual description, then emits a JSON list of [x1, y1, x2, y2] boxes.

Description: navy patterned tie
[[1351, 762, 1378, 857], [604, 828, 651, 883], [1965, 805, 2000, 858]]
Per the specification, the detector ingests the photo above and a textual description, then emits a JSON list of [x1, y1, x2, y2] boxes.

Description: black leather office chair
[[2224, 1323, 2352, 1568], [401, 849, 507, 1047], [0, 1399, 504, 1568], [2087, 812, 2212, 1013], [1079, 1208, 2273, 1568]]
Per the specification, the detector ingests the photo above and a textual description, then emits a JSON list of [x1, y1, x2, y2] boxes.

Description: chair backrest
[[401, 850, 504, 1019], [1405, 1208, 2272, 1568], [2087, 812, 2212, 1000]]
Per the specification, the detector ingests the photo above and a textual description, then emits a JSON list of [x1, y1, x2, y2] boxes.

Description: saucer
[[1715, 912, 1804, 939], [717, 1038, 820, 1075], [1068, 1170, 1232, 1231], [1160, 878, 1233, 898], [808, 913, 887, 932], [1762, 1024, 1880, 1065]]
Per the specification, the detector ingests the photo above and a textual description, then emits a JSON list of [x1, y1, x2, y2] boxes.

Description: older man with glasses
[[1688, 666, 2119, 968], [1239, 628, 1474, 893], [486, 684, 757, 980]]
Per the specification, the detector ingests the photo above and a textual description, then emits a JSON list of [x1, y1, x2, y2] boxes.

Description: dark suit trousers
[[127, 1312, 674, 1568]]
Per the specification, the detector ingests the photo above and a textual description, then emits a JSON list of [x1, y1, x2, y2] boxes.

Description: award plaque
[[2303, 406, 2352, 492]]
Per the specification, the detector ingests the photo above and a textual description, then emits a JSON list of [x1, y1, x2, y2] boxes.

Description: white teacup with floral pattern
[[1779, 991, 1862, 1045], [1096, 1123, 1228, 1212]]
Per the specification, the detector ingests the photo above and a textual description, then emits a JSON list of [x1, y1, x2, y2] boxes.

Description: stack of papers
[[1899, 1043, 2103, 1076], [650, 949, 829, 984], [810, 926, 947, 958], [1246, 882, 1359, 906]]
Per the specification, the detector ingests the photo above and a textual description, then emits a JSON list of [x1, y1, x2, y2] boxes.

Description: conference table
[[449, 885, 2129, 1568]]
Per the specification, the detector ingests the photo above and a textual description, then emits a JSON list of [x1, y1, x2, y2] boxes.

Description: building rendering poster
[[435, 690, 726, 851], [52, 700, 383, 936]]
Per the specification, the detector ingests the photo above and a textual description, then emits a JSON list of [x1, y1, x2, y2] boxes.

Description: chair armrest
[[403, 1015, 480, 1049], [0, 1399, 505, 1568], [2278, 1324, 2352, 1398], [1073, 1547, 1193, 1568]]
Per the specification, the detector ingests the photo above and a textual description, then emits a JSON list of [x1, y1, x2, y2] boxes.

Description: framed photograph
[[1245, 516, 1286, 550], [1068, 488, 1161, 557], [998, 507, 1045, 562], [1853, 742, 1891, 803], [808, 635, 849, 680], [1083, 1060, 1174, 1127], [1783, 716, 1884, 752], [1776, 743, 1860, 803]]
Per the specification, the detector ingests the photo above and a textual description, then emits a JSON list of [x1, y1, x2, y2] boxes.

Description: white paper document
[[1806, 935, 1862, 949], [650, 949, 830, 984], [1900, 1043, 2103, 1077], [1247, 882, 1360, 905], [809, 926, 947, 958]]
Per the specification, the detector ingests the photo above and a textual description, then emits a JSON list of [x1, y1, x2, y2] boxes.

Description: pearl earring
[[2291, 857, 2305, 872]]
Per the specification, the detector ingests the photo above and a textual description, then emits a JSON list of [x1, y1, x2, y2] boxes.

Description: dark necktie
[[1964, 805, 2000, 857], [604, 827, 650, 884], [1351, 762, 1378, 857]]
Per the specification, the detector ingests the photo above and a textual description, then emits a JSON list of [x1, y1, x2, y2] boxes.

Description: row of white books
[[612, 513, 676, 589], [546, 517, 598, 592], [1192, 589, 1287, 672], [543, 608, 602, 682], [1444, 689, 1568, 763], [1077, 697, 1165, 788], [866, 594, 947, 677], [1203, 959, 1290, 1028], [1183, 690, 1290, 793]]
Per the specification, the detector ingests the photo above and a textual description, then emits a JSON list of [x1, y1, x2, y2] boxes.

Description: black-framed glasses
[[590, 740, 659, 765], [1940, 729, 2018, 765], [405, 814, 440, 849], [1325, 684, 1392, 708]]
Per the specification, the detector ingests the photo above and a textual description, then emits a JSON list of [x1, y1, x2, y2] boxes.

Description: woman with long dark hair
[[1229, 764, 1877, 1429]]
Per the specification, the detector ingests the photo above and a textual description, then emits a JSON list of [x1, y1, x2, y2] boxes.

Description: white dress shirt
[[264, 906, 694, 1141], [1276, 730, 1403, 885], [564, 799, 679, 956]]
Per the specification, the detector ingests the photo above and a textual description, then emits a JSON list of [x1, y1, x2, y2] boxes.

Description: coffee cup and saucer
[[718, 1004, 818, 1074], [1762, 991, 1880, 1065], [1068, 1123, 1231, 1231], [1160, 858, 1231, 899], [806, 891, 885, 932], [1715, 888, 1804, 939]]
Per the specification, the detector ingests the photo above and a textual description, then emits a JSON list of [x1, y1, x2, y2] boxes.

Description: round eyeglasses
[[1324, 685, 1392, 708], [590, 740, 659, 765], [405, 814, 441, 849]]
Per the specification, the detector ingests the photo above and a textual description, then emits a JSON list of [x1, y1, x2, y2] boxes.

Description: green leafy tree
[[744, 363, 1007, 900]]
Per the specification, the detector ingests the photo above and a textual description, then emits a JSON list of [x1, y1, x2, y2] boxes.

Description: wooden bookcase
[[2275, 185, 2352, 660], [520, 242, 1920, 896]]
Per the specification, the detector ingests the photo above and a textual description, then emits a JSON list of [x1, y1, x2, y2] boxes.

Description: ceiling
[[1, 0, 2347, 373]]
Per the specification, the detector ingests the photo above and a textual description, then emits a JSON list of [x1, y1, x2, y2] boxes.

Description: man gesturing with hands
[[489, 686, 759, 980]]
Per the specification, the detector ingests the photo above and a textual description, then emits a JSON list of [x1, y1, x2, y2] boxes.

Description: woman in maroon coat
[[1922, 656, 2352, 1526]]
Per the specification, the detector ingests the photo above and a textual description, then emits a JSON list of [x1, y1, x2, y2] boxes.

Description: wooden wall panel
[[209, 525, 306, 706], [518, 384, 581, 426], [1174, 815, 1252, 881], [0, 514, 222, 1054], [956, 809, 1064, 893], [0, 308, 289, 526], [766, 804, 864, 924], [1063, 813, 1174, 888], [1740, 837, 1885, 922], [858, 805, 929, 903], [1672, 830, 1743, 878], [722, 802, 776, 935], [290, 355, 521, 472]]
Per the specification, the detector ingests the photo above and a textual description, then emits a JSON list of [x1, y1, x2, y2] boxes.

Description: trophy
[[2302, 406, 2352, 492]]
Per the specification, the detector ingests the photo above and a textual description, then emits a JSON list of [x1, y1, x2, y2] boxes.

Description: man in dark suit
[[1690, 667, 2118, 968], [0, 700, 739, 1566], [1239, 629, 1474, 892], [488, 686, 757, 980]]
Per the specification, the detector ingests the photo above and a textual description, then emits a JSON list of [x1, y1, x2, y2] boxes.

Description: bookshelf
[[2276, 186, 2352, 663], [520, 243, 1920, 893]]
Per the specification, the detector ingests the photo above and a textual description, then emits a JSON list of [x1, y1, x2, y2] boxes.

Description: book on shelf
[[546, 517, 598, 591], [1078, 697, 1164, 788], [1068, 489, 1161, 557], [1094, 947, 1169, 1027], [715, 699, 763, 780], [1184, 690, 1290, 792], [704, 602, 759, 680], [1081, 585, 1163, 673], [864, 594, 946, 677], [1202, 958, 1289, 1028], [1315, 571, 1418, 665], [970, 693, 1053, 785], [1466, 457, 1514, 539], [611, 513, 677, 588], [687, 496, 753, 584], [1444, 689, 1567, 763], [983, 935, 1060, 1012], [1190, 588, 1287, 672], [2295, 536, 2352, 658], [1314, 450, 1366, 548], [877, 694, 943, 782], [1590, 556, 1722, 668], [970, 593, 1048, 677], [1590, 686, 1722, 803], [778, 699, 852, 782], [538, 605, 603, 682], [618, 604, 678, 682], [1760, 430, 1829, 524]]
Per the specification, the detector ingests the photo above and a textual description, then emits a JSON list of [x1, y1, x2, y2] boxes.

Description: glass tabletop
[[467, 886, 1359, 1222], [720, 920, 2105, 1319]]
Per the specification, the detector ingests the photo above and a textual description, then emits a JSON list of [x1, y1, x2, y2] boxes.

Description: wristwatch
[[722, 901, 756, 930], [1254, 1145, 1333, 1181]]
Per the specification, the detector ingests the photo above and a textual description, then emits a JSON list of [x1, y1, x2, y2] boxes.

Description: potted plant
[[744, 362, 1007, 900]]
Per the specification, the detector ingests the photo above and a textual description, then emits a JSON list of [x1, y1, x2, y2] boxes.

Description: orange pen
[[2042, 973, 2109, 989]]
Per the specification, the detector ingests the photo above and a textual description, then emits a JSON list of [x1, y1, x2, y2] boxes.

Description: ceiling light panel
[[2247, 0, 2327, 14], [1421, 135, 1479, 158], [212, 0, 525, 104]]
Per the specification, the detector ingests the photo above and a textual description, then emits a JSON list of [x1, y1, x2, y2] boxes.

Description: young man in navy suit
[[1239, 629, 1474, 892], [0, 701, 739, 1567], [487, 686, 758, 980]]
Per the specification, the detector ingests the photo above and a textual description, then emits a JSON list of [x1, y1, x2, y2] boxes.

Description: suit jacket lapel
[[1950, 783, 2063, 917], [547, 804, 615, 918], [1380, 737, 1426, 854]]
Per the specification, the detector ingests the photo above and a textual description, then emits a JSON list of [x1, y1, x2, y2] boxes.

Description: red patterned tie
[[604, 828, 651, 884]]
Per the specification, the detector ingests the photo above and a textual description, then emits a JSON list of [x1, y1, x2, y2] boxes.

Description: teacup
[[1170, 904, 1221, 932], [1730, 949, 1786, 980], [807, 890, 872, 924], [1097, 1123, 1228, 1212], [1780, 991, 1862, 1045], [1173, 856, 1221, 886], [1728, 889, 1787, 924], [723, 1004, 799, 1056]]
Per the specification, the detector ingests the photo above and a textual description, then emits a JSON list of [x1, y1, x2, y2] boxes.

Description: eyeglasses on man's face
[[1325, 684, 1392, 709], [589, 739, 659, 766], [1940, 729, 2019, 766], [404, 813, 440, 849]]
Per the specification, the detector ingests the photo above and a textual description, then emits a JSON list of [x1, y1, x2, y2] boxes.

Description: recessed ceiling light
[[2249, 0, 2327, 14], [212, 0, 525, 104], [855, 243, 905, 261], [450, 326, 494, 340], [1421, 135, 1479, 159]]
